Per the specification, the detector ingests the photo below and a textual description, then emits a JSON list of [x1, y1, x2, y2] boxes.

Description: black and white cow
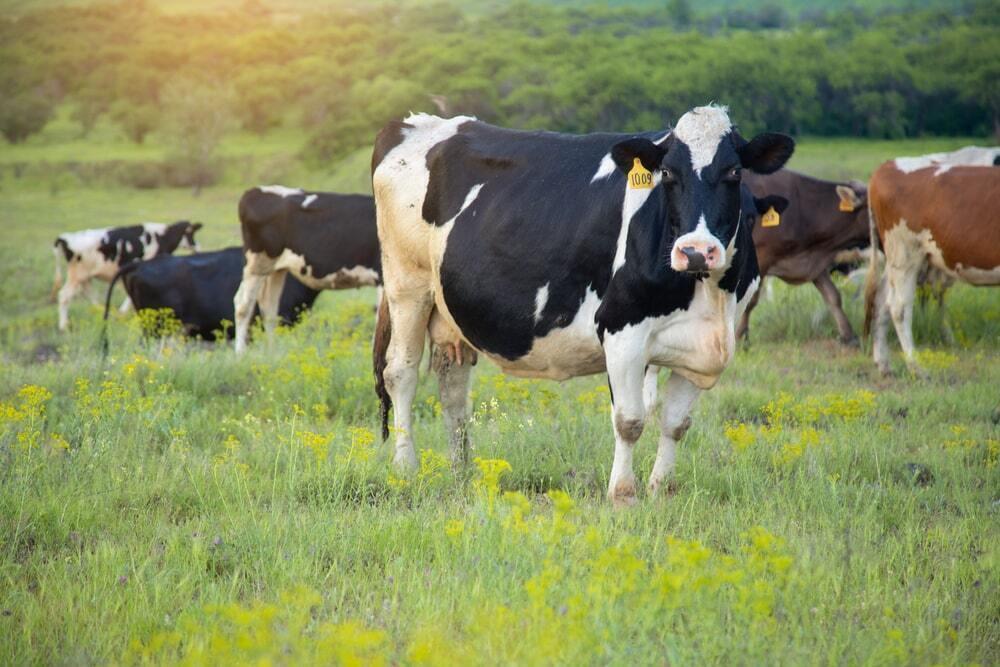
[[234, 186, 381, 353], [105, 247, 320, 341], [371, 105, 794, 506], [53, 221, 201, 331]]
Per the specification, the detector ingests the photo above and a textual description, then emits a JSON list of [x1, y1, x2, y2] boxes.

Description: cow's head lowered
[[162, 221, 203, 254], [611, 105, 794, 275]]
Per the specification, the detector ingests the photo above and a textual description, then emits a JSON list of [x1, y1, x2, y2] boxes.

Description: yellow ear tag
[[761, 206, 780, 227], [839, 199, 854, 212], [627, 158, 653, 190]]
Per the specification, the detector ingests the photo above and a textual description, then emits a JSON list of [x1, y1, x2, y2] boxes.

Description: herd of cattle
[[50, 105, 999, 504]]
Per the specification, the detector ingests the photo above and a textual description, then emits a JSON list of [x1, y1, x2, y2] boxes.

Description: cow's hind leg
[[871, 275, 893, 375], [813, 272, 858, 346], [258, 270, 287, 336], [384, 291, 434, 471], [885, 252, 923, 375], [57, 278, 83, 332], [648, 372, 701, 496]]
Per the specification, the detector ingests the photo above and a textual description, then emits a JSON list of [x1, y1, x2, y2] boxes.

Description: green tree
[[160, 77, 236, 195]]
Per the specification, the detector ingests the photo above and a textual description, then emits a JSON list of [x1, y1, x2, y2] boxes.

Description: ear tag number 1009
[[628, 158, 653, 190]]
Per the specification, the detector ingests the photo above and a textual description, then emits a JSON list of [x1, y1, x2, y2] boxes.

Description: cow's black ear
[[190, 222, 203, 232], [753, 195, 789, 215], [737, 133, 795, 175], [611, 138, 666, 174]]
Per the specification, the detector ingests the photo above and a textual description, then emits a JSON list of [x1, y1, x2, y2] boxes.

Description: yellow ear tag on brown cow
[[627, 158, 653, 190], [761, 206, 780, 227], [839, 199, 854, 212]]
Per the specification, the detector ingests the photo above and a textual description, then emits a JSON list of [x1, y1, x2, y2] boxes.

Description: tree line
[[1, 0, 996, 165]]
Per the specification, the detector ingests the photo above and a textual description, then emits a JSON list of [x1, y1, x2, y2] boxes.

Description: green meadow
[[1, 120, 998, 664]]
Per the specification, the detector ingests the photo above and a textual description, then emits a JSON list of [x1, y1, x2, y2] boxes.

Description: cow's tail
[[373, 291, 392, 441], [50, 241, 65, 302], [100, 262, 139, 356], [862, 198, 881, 338]]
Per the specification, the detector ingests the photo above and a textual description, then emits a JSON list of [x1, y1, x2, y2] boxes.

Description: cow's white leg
[[233, 272, 265, 354], [384, 291, 434, 471], [605, 337, 649, 507], [118, 296, 133, 314], [85, 280, 102, 305], [642, 365, 659, 416], [258, 270, 287, 336], [648, 372, 701, 496], [432, 342, 474, 467], [872, 276, 893, 375], [57, 278, 83, 332], [885, 254, 923, 374]]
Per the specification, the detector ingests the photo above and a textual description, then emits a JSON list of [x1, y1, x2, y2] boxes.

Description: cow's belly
[[274, 249, 378, 290]]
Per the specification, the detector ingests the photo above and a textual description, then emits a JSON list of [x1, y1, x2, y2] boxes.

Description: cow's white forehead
[[672, 105, 733, 175]]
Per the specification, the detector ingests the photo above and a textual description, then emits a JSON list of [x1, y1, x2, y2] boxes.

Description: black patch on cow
[[154, 221, 198, 257], [121, 247, 319, 340], [99, 225, 146, 263], [54, 238, 73, 262], [371, 120, 414, 173], [239, 189, 381, 281]]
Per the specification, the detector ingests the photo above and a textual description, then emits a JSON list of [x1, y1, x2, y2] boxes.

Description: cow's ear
[[835, 185, 864, 212], [190, 222, 203, 232], [611, 137, 666, 174], [753, 194, 789, 215], [737, 132, 795, 175]]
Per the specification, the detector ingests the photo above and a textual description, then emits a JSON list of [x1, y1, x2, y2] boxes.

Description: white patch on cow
[[125, 241, 133, 253], [612, 171, 662, 273], [533, 283, 549, 323], [894, 146, 1000, 175], [671, 215, 727, 271], [671, 105, 732, 176], [885, 219, 1000, 287], [271, 248, 379, 290], [259, 185, 304, 198], [301, 194, 318, 208], [591, 154, 617, 182], [494, 288, 605, 380]]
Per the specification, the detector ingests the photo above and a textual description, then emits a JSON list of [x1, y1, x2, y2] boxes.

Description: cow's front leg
[[813, 272, 857, 346], [648, 371, 701, 496], [605, 338, 649, 507], [233, 273, 265, 354]]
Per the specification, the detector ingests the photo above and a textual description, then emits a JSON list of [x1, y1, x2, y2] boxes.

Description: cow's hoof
[[840, 335, 860, 348], [648, 478, 678, 498], [609, 477, 638, 508]]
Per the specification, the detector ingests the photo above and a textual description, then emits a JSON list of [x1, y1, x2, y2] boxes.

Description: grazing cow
[[52, 221, 201, 331], [740, 170, 870, 345], [104, 247, 320, 341], [371, 106, 794, 505], [234, 186, 380, 353], [863, 157, 999, 375]]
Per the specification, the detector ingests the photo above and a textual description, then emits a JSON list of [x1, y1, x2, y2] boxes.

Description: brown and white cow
[[52, 221, 201, 331], [233, 186, 381, 353], [741, 169, 870, 345], [863, 153, 1000, 375]]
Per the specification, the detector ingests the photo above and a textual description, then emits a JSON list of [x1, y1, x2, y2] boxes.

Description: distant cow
[[234, 186, 380, 353], [104, 247, 320, 341], [53, 221, 201, 331], [864, 155, 999, 375], [740, 170, 870, 345], [372, 106, 793, 505]]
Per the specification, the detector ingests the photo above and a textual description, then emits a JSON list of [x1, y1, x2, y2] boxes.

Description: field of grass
[[1, 128, 998, 664]]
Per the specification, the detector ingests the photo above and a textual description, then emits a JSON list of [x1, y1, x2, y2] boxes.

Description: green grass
[[1, 140, 998, 664]]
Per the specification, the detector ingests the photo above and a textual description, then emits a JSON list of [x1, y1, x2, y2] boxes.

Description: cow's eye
[[724, 167, 741, 182], [661, 168, 676, 183]]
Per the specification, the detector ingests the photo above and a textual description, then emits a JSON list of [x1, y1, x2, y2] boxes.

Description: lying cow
[[372, 105, 793, 506], [741, 170, 870, 345], [864, 151, 999, 375], [53, 221, 201, 331], [234, 186, 380, 353], [104, 247, 320, 341]]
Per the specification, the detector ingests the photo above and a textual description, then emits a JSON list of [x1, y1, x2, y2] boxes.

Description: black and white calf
[[372, 106, 793, 506], [105, 247, 320, 341], [234, 186, 381, 353], [53, 221, 201, 331]]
